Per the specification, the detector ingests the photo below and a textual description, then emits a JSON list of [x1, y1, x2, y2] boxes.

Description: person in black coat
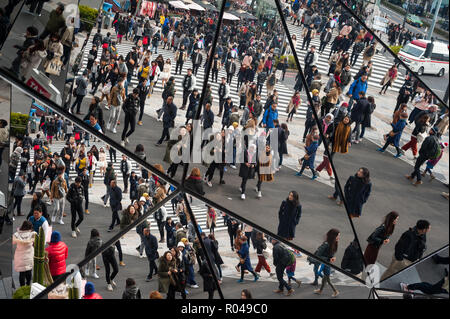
[[344, 168, 372, 218], [361, 96, 376, 137], [184, 167, 205, 196], [107, 179, 123, 231], [239, 144, 257, 200], [277, 122, 289, 169], [26, 192, 49, 222], [350, 92, 370, 144], [341, 239, 364, 275], [277, 191, 302, 240], [142, 228, 159, 281], [199, 258, 218, 299], [156, 96, 177, 145]]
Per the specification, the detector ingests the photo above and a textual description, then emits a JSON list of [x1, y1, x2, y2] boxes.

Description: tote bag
[[45, 57, 63, 76]]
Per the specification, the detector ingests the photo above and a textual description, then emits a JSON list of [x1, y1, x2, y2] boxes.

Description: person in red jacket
[[83, 282, 103, 299], [45, 231, 68, 280]]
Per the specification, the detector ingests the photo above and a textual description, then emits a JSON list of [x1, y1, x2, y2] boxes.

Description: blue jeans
[[187, 264, 197, 285]]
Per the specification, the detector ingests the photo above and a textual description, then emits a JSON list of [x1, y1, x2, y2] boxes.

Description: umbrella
[[223, 12, 240, 21], [169, 0, 190, 10]]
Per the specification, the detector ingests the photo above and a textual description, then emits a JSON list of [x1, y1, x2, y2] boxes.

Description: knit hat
[[311, 89, 319, 95], [180, 238, 188, 244], [139, 196, 146, 202], [232, 122, 239, 128], [177, 241, 185, 248], [143, 193, 149, 198], [84, 282, 95, 296], [15, 147, 23, 154], [50, 231, 61, 243], [341, 102, 349, 108]]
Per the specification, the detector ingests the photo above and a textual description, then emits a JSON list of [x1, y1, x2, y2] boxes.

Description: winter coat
[[257, 152, 274, 182], [13, 230, 36, 272], [109, 186, 123, 212], [158, 256, 176, 293], [85, 236, 102, 257], [277, 200, 302, 239], [199, 259, 218, 292], [344, 175, 372, 217], [347, 78, 368, 100], [184, 176, 205, 196], [394, 227, 426, 262], [386, 119, 406, 147], [237, 242, 253, 271], [304, 141, 318, 168], [350, 97, 370, 123], [278, 127, 289, 155], [13, 176, 27, 197], [142, 233, 159, 260], [46, 241, 69, 276], [239, 150, 257, 179], [120, 210, 139, 230], [367, 224, 389, 249], [262, 107, 279, 128], [122, 285, 142, 299]]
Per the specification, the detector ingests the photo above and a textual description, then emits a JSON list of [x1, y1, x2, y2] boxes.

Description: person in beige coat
[[50, 171, 68, 224], [13, 221, 37, 286], [42, 33, 63, 74], [107, 78, 126, 133], [379, 65, 398, 95], [20, 40, 48, 80]]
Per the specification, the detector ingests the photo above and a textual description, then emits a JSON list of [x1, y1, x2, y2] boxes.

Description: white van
[[398, 40, 449, 77]]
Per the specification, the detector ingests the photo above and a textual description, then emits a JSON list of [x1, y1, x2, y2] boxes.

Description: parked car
[[406, 14, 424, 27]]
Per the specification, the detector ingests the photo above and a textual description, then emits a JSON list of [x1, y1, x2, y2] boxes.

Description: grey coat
[[13, 176, 27, 197]]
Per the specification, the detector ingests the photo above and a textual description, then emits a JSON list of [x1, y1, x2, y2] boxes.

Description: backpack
[[280, 247, 295, 266], [268, 74, 276, 86], [366, 46, 375, 57], [155, 208, 163, 222]]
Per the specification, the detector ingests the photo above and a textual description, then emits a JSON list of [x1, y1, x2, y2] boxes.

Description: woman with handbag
[[286, 91, 301, 122], [364, 212, 399, 265], [408, 90, 434, 124], [377, 112, 408, 157], [42, 33, 63, 77], [401, 112, 430, 159], [379, 65, 398, 95]]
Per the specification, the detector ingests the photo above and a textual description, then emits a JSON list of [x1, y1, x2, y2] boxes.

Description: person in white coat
[[13, 221, 37, 286]]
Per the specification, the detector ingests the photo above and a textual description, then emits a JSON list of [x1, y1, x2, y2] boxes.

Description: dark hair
[[326, 228, 340, 255], [358, 167, 370, 184], [75, 176, 82, 183], [20, 220, 33, 231], [416, 220, 430, 231], [126, 278, 136, 287], [288, 191, 299, 207], [135, 144, 144, 153], [384, 211, 399, 236], [90, 228, 100, 238], [241, 289, 252, 299]]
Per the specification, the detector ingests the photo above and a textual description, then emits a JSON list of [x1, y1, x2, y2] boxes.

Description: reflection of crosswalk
[[77, 33, 307, 118], [287, 24, 405, 92]]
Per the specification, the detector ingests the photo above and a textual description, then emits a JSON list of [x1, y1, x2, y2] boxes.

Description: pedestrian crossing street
[[78, 32, 308, 119], [287, 23, 405, 92], [18, 140, 228, 233]]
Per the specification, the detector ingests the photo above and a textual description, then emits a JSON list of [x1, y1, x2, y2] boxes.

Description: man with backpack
[[347, 75, 368, 111], [272, 239, 295, 296], [406, 127, 441, 186]]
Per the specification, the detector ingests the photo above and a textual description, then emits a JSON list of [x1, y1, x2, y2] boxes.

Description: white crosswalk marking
[[77, 33, 307, 118], [286, 24, 405, 92]]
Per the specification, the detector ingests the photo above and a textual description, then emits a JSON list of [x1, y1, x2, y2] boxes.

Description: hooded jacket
[[46, 241, 68, 276], [13, 230, 36, 272]]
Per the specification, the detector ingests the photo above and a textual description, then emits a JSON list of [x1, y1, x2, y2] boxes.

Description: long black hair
[[358, 167, 370, 184], [287, 191, 300, 207], [326, 228, 340, 256], [383, 211, 399, 237]]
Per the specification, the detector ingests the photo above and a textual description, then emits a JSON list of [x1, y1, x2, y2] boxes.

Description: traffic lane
[[331, 139, 449, 266]]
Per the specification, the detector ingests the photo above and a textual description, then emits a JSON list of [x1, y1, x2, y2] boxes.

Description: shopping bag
[[45, 58, 63, 76]]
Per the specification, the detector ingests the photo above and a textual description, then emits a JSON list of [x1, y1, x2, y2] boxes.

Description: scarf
[[332, 122, 351, 154], [292, 96, 301, 106]]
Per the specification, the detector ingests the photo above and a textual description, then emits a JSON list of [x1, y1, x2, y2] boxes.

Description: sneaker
[[107, 228, 113, 232], [125, 138, 129, 144], [58, 219, 64, 225], [76, 227, 81, 234], [112, 128, 117, 134], [239, 187, 242, 192], [190, 284, 199, 288], [219, 180, 225, 185], [314, 289, 322, 295], [71, 231, 77, 238], [241, 193, 245, 200], [111, 280, 117, 288], [394, 153, 402, 158], [140, 254, 144, 259], [253, 275, 259, 282], [331, 290, 339, 298], [257, 191, 262, 198], [121, 141, 125, 146], [51, 215, 56, 223], [295, 172, 302, 177], [376, 148, 385, 152], [206, 181, 212, 187], [413, 180, 423, 186], [255, 187, 258, 193], [237, 279, 244, 283], [146, 277, 152, 282], [92, 273, 99, 279], [85, 209, 90, 214], [119, 261, 126, 266], [106, 284, 113, 291], [405, 175, 413, 181], [106, 123, 111, 130], [230, 165, 237, 169], [311, 175, 318, 180]]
